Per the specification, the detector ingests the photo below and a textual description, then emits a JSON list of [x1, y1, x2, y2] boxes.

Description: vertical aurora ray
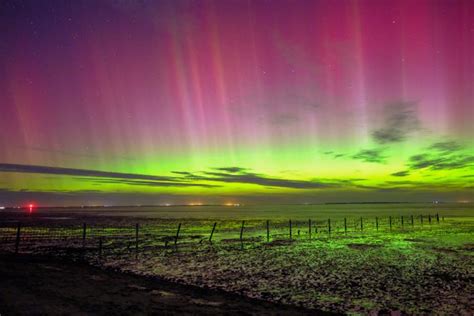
[[0, 0, 472, 205]]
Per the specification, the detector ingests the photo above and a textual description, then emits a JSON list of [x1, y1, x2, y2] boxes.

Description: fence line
[[0, 213, 444, 258]]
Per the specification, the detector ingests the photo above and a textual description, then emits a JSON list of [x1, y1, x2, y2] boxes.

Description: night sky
[[0, 0, 473, 206]]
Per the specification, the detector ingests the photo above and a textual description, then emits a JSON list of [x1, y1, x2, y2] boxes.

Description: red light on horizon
[[28, 204, 34, 214]]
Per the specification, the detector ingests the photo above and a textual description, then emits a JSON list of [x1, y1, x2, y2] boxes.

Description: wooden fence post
[[15, 222, 21, 254], [436, 213, 440, 224], [360, 217, 363, 232], [411, 215, 414, 227], [428, 214, 432, 225], [289, 220, 292, 240], [328, 218, 331, 235], [308, 219, 311, 240], [209, 222, 217, 243], [401, 216, 404, 228], [375, 217, 379, 231], [389, 216, 392, 231], [344, 218, 347, 234], [175, 223, 181, 247], [266, 220, 270, 242], [420, 214, 423, 225], [240, 220, 245, 250]]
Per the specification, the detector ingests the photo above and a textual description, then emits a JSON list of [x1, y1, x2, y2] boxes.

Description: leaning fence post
[[15, 222, 21, 254], [82, 223, 87, 249], [389, 216, 392, 231], [135, 223, 139, 258], [344, 217, 347, 234], [209, 222, 217, 243], [240, 220, 245, 250], [328, 218, 331, 235], [175, 223, 181, 247], [375, 217, 379, 231], [289, 220, 292, 240]]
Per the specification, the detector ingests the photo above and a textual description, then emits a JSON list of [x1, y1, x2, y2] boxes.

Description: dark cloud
[[407, 153, 474, 171], [0, 163, 216, 188], [391, 170, 410, 177], [323, 151, 346, 159], [352, 149, 386, 163], [430, 156, 474, 170], [407, 154, 442, 170], [383, 180, 467, 190], [371, 101, 420, 144], [174, 169, 342, 189], [406, 140, 473, 171], [0, 163, 175, 181], [200, 172, 336, 189], [429, 141, 463, 153], [88, 178, 220, 188], [352, 101, 421, 165], [171, 171, 193, 175], [0, 163, 349, 191], [214, 167, 247, 173]]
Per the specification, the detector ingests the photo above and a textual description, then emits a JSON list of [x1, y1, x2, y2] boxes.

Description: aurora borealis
[[0, 0, 473, 206]]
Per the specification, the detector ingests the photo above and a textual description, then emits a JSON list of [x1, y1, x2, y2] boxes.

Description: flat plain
[[1, 203, 473, 315]]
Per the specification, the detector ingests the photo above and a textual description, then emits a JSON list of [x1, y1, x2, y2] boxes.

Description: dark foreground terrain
[[1, 209, 473, 314], [0, 254, 325, 315]]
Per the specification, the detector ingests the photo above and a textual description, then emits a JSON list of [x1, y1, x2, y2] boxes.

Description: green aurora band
[[0, 1, 473, 205]]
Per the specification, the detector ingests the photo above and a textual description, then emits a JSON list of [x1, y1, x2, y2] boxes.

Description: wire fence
[[0, 213, 445, 259]]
